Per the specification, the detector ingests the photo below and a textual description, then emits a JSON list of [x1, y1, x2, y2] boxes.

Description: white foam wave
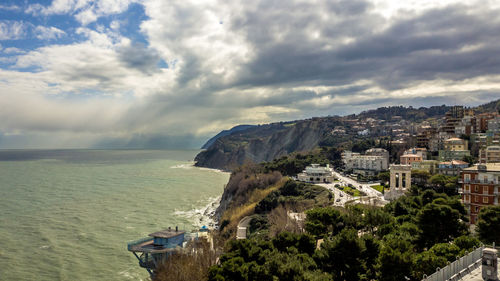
[[170, 163, 194, 169], [174, 196, 221, 228]]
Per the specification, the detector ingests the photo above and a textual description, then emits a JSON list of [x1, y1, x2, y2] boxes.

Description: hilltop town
[[130, 99, 500, 281]]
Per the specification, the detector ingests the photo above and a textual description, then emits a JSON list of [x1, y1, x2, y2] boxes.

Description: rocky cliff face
[[194, 118, 332, 171]]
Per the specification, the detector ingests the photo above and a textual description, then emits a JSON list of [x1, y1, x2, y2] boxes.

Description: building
[[439, 137, 471, 161], [459, 163, 500, 224], [442, 106, 465, 134], [479, 145, 500, 163], [297, 164, 335, 183], [438, 160, 469, 176], [128, 227, 186, 277], [384, 164, 411, 201], [417, 127, 437, 148], [366, 148, 390, 160], [476, 113, 498, 133], [404, 147, 427, 160], [444, 137, 468, 151], [342, 149, 389, 176], [400, 154, 423, 165], [488, 116, 500, 133], [412, 160, 439, 174]]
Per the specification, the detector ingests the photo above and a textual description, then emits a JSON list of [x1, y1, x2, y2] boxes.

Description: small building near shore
[[127, 227, 185, 278], [297, 164, 335, 183]]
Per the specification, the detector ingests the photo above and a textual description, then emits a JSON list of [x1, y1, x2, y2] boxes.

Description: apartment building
[[342, 149, 389, 176], [459, 163, 500, 224], [479, 145, 500, 163]]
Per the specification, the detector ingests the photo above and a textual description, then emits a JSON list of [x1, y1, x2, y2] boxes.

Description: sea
[[0, 149, 229, 281]]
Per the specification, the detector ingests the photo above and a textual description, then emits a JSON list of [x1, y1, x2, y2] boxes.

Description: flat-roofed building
[[438, 160, 469, 176], [480, 145, 500, 163], [342, 149, 389, 176], [412, 160, 439, 174], [459, 163, 500, 224], [297, 164, 335, 183], [400, 154, 423, 165]]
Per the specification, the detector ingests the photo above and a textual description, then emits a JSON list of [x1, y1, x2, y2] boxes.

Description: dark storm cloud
[[223, 2, 500, 93], [117, 43, 162, 74]]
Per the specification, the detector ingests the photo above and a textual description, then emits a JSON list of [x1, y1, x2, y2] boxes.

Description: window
[[465, 195, 470, 201], [483, 197, 489, 203], [475, 206, 479, 212], [475, 185, 479, 192], [465, 185, 470, 191], [483, 186, 489, 194], [464, 174, 470, 182], [475, 195, 478, 202]]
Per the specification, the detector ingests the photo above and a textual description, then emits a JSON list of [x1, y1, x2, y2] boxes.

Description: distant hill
[[356, 105, 451, 121], [195, 99, 500, 171], [201, 125, 256, 149], [474, 99, 500, 114]]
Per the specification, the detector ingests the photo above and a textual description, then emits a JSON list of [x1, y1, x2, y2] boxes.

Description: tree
[[378, 171, 390, 184], [305, 207, 344, 237], [376, 236, 414, 281], [314, 228, 366, 280], [417, 203, 467, 248], [412, 170, 430, 186], [477, 205, 500, 245]]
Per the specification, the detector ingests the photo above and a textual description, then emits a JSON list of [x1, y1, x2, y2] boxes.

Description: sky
[[0, 0, 500, 149]]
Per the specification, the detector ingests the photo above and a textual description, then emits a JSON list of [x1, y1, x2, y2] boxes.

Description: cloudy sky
[[1, 0, 499, 148]]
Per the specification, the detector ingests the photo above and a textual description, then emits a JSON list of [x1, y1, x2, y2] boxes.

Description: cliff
[[201, 125, 256, 149], [195, 99, 500, 171], [194, 118, 336, 171]]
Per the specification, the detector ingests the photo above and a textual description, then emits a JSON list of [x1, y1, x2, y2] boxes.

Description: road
[[317, 183, 352, 207], [330, 170, 383, 198]]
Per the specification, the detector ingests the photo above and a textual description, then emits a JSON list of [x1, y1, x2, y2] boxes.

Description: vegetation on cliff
[[209, 190, 479, 281]]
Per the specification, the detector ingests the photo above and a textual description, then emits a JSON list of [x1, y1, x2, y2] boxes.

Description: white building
[[342, 149, 389, 176], [297, 164, 335, 183]]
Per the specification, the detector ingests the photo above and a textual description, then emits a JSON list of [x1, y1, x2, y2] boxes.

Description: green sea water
[[0, 150, 229, 281]]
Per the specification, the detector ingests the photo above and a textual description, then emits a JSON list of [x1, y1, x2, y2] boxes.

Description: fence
[[422, 246, 484, 281]]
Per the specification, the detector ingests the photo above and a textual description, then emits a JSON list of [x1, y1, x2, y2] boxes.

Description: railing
[[422, 246, 484, 281]]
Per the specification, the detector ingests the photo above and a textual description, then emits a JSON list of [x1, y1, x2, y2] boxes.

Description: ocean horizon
[[0, 149, 229, 281]]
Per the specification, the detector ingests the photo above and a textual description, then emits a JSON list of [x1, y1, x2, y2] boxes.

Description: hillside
[[195, 99, 499, 171], [201, 125, 256, 149]]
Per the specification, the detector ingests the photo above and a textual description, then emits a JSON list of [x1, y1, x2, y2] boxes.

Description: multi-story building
[[459, 163, 500, 224], [443, 137, 468, 151], [400, 154, 423, 165], [412, 160, 439, 174], [479, 145, 500, 163], [404, 147, 427, 160], [438, 160, 469, 176], [342, 149, 389, 176], [297, 164, 335, 183], [488, 116, 500, 133], [476, 113, 498, 133], [442, 106, 465, 134], [366, 148, 390, 160], [439, 137, 471, 161], [417, 126, 438, 149]]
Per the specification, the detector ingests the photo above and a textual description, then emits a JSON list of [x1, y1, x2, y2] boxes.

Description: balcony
[[458, 188, 470, 194]]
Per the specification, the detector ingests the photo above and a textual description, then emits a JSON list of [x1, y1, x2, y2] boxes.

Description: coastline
[[172, 162, 229, 229]]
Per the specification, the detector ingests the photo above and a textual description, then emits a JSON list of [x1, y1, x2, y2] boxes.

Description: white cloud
[[34, 26, 66, 40], [0, 4, 21, 11], [3, 47, 25, 54], [0, 21, 28, 40], [2, 0, 500, 148], [27, 0, 141, 25]]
